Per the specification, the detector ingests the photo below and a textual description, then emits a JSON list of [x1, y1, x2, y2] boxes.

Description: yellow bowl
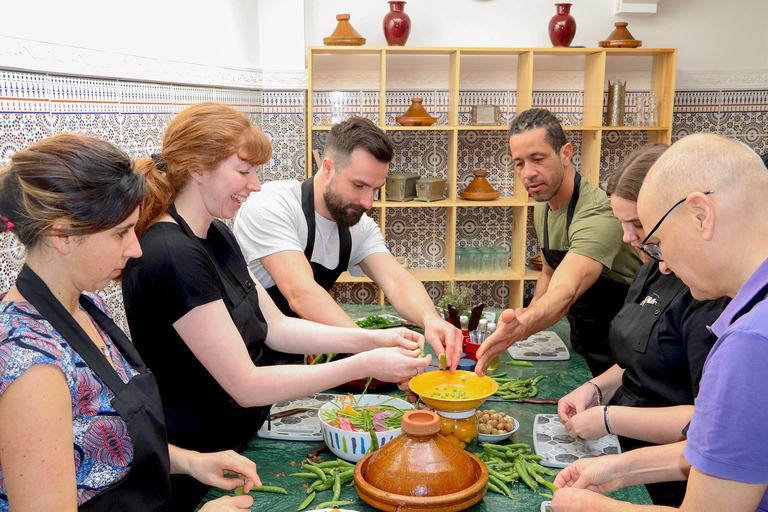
[[409, 370, 498, 412]]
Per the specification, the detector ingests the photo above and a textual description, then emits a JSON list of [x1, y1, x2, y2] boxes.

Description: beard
[[323, 184, 366, 227], [525, 160, 565, 202]]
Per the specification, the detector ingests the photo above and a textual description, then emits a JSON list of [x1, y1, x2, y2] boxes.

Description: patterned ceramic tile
[[532, 91, 583, 126], [0, 113, 52, 165], [330, 282, 380, 305], [384, 91, 449, 126], [311, 90, 378, 126], [600, 131, 649, 187], [457, 132, 513, 196], [671, 112, 720, 139], [0, 233, 25, 294], [121, 113, 171, 150]]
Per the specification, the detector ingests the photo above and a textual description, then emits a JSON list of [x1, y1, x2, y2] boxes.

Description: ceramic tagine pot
[[460, 170, 500, 201], [383, 1, 411, 46], [324, 13, 366, 46], [354, 410, 488, 511], [548, 3, 576, 48]]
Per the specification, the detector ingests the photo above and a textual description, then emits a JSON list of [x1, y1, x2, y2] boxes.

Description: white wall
[[304, 0, 768, 72], [0, 0, 765, 89]]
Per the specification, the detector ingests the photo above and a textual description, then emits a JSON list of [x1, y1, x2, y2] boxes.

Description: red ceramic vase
[[548, 3, 576, 48], [383, 1, 411, 46]]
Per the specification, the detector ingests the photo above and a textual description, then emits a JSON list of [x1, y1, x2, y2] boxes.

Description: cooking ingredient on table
[[354, 315, 396, 329], [476, 409, 517, 435], [288, 458, 356, 508], [478, 441, 560, 498], [320, 394, 406, 432], [489, 374, 548, 399]]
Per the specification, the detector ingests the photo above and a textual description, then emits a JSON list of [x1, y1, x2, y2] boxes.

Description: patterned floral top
[[0, 293, 138, 510]]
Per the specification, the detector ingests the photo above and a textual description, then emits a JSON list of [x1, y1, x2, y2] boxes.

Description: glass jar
[[480, 248, 494, 274], [467, 247, 481, 274], [436, 409, 477, 451], [496, 247, 509, 272], [455, 246, 467, 274]]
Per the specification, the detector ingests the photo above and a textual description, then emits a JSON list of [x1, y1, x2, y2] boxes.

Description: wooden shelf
[[308, 46, 677, 308]]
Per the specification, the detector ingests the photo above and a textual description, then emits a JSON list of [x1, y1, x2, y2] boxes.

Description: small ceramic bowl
[[477, 417, 520, 443], [319, 394, 413, 462]]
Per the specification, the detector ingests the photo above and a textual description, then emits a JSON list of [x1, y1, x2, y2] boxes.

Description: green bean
[[539, 493, 553, 499], [325, 353, 336, 362], [483, 446, 509, 459], [488, 468, 516, 483], [515, 460, 538, 491], [488, 474, 514, 498], [309, 477, 335, 493], [488, 462, 515, 470], [302, 464, 328, 483], [251, 485, 288, 495], [309, 353, 324, 365], [486, 371, 507, 378], [526, 462, 555, 477], [486, 481, 505, 496], [482, 443, 516, 451], [522, 454, 544, 461], [532, 375, 547, 384], [505, 443, 532, 451], [235, 485, 244, 496], [314, 500, 355, 510], [332, 471, 342, 502], [338, 469, 355, 484], [534, 472, 559, 493], [297, 492, 315, 511], [439, 353, 447, 369], [529, 385, 538, 397], [313, 461, 345, 469], [509, 360, 534, 367], [289, 472, 319, 479]]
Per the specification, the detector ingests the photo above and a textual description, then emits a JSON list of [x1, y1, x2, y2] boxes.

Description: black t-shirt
[[122, 220, 265, 413], [609, 261, 730, 407]]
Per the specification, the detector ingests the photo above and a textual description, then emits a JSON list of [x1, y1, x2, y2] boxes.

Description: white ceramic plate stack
[[533, 413, 621, 468]]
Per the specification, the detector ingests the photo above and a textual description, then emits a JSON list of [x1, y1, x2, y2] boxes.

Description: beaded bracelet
[[586, 381, 603, 406], [603, 405, 614, 435]]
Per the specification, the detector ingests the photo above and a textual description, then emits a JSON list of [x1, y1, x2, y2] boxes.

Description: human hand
[[199, 495, 254, 511], [184, 450, 261, 491], [551, 487, 618, 512], [475, 308, 525, 376], [366, 346, 431, 384], [422, 315, 463, 372], [553, 455, 628, 494], [564, 407, 609, 440], [371, 327, 424, 352], [558, 384, 598, 423]]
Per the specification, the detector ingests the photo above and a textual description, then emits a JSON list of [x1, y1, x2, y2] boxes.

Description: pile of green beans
[[478, 442, 559, 498], [488, 374, 547, 399], [289, 459, 357, 510]]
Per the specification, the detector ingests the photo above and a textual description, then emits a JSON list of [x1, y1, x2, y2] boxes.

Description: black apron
[[541, 172, 629, 377], [263, 176, 352, 364], [165, 205, 270, 511], [15, 265, 171, 512]]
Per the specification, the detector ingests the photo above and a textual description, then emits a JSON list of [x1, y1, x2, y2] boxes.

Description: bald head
[[637, 134, 768, 299], [641, 134, 768, 209]]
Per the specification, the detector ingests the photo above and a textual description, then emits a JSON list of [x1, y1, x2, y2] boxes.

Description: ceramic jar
[[548, 3, 576, 48], [383, 1, 411, 46]]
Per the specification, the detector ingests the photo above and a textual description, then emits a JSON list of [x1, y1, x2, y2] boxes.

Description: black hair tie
[[150, 153, 167, 173]]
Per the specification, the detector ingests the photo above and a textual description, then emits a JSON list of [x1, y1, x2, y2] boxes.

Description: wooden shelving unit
[[307, 46, 677, 308]]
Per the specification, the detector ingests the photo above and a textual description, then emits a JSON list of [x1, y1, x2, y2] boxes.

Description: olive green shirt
[[533, 177, 642, 286]]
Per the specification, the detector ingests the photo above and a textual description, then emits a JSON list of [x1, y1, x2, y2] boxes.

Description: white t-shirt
[[233, 180, 389, 289]]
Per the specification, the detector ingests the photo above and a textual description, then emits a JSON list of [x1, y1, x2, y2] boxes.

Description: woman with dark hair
[[556, 143, 730, 506], [0, 134, 260, 512], [121, 103, 430, 511]]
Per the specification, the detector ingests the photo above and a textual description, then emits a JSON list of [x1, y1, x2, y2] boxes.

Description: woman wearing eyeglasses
[[556, 144, 730, 507]]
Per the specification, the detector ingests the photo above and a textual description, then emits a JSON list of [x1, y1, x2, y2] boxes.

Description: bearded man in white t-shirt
[[234, 116, 462, 368]]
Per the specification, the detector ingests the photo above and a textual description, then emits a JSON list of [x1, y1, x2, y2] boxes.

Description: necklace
[[78, 307, 112, 361]]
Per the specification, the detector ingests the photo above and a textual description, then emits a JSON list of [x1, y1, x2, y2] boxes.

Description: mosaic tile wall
[[2, 68, 767, 313]]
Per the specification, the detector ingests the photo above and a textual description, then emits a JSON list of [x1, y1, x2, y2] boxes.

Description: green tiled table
[[198, 306, 652, 511]]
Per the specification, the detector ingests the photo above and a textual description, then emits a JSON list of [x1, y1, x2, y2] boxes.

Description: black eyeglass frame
[[640, 190, 714, 262]]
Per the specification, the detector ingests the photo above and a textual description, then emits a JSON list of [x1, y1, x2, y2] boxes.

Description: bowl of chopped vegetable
[[319, 394, 414, 462], [409, 370, 498, 412]]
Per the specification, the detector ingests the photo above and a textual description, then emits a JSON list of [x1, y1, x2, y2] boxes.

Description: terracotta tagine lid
[[460, 170, 500, 201], [599, 22, 642, 48], [324, 14, 366, 46], [396, 97, 438, 126], [354, 410, 488, 511]]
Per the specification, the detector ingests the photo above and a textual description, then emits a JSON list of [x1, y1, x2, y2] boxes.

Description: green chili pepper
[[297, 492, 315, 511]]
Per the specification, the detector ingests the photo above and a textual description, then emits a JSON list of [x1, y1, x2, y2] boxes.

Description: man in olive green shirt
[[477, 108, 642, 377]]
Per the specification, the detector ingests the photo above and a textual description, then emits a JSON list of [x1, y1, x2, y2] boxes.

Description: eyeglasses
[[640, 190, 714, 261]]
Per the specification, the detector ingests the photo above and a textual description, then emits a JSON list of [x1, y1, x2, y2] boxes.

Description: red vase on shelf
[[548, 3, 576, 48], [383, 1, 411, 46]]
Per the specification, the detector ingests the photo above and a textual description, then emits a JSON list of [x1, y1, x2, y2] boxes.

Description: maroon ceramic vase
[[548, 3, 576, 48], [383, 1, 411, 46]]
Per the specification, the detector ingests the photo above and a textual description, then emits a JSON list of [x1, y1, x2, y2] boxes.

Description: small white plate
[[533, 414, 621, 468], [477, 417, 519, 443]]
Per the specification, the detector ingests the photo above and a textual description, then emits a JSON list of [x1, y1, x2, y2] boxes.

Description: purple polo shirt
[[686, 257, 768, 510]]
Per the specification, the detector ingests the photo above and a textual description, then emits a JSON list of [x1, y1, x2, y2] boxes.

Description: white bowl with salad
[[319, 394, 413, 462]]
